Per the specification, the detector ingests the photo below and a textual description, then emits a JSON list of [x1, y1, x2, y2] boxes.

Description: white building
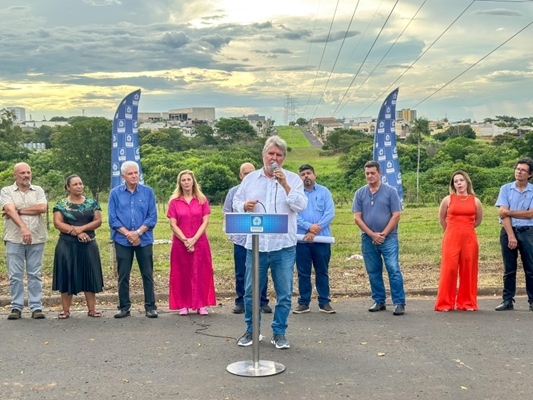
[[7, 107, 26, 122]]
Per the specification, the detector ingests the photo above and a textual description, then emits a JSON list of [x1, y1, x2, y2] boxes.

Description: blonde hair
[[449, 170, 475, 195], [169, 170, 206, 204]]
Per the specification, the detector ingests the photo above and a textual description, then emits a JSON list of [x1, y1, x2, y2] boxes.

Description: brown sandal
[[87, 310, 101, 317], [58, 311, 70, 319]]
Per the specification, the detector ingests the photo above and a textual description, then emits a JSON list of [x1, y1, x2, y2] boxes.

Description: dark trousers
[[296, 242, 331, 307], [500, 228, 533, 303], [234, 244, 268, 306], [115, 242, 157, 311]]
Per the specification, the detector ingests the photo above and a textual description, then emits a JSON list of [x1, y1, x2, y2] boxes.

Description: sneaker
[[31, 310, 45, 319], [271, 334, 290, 349], [260, 304, 272, 313], [319, 303, 336, 314], [292, 304, 310, 314], [237, 331, 263, 347], [7, 309, 21, 320], [233, 305, 244, 314]]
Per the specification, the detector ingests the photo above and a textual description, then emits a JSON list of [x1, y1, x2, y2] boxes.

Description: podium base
[[226, 360, 285, 377]]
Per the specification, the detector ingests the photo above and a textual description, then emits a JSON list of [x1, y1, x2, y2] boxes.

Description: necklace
[[457, 194, 470, 202]]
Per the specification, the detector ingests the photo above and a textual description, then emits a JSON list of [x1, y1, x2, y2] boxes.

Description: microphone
[[271, 162, 279, 180]]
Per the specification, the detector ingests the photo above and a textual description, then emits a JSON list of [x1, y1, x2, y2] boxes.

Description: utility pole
[[283, 95, 298, 125]]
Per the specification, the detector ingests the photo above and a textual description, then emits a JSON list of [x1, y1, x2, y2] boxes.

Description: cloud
[[200, 33, 231, 49], [472, 9, 522, 17], [83, 0, 122, 6], [310, 30, 359, 43], [159, 31, 191, 48]]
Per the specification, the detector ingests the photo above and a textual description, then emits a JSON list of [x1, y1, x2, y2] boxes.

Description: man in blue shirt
[[294, 164, 336, 314], [352, 160, 406, 316], [108, 161, 158, 318], [495, 157, 533, 311], [223, 162, 271, 314]]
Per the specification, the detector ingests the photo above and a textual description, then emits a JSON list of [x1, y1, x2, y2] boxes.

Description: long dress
[[167, 196, 216, 310], [52, 198, 104, 295], [435, 194, 479, 311]]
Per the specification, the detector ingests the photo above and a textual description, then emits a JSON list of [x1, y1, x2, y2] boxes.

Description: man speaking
[[233, 136, 307, 349]]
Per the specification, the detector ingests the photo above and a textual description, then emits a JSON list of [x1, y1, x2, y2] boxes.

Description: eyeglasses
[[515, 167, 530, 174], [370, 193, 374, 206]]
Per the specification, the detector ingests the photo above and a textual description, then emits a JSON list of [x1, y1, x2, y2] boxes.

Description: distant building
[[168, 107, 215, 123], [396, 109, 417, 123], [138, 108, 216, 124], [7, 107, 26, 122]]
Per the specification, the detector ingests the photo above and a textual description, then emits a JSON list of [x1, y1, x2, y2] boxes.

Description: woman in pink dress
[[167, 170, 216, 315]]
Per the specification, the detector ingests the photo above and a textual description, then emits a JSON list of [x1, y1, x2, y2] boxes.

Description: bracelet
[[17, 209, 21, 215]]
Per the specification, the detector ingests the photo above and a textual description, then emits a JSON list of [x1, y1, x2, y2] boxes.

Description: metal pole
[[251, 234, 260, 368], [226, 233, 285, 377]]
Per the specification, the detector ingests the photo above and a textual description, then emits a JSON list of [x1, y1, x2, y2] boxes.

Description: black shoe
[[114, 310, 131, 318], [368, 302, 386, 312], [530, 303, 533, 312], [393, 305, 405, 315], [145, 310, 158, 318], [233, 305, 244, 314], [495, 300, 514, 311], [261, 304, 273, 313]]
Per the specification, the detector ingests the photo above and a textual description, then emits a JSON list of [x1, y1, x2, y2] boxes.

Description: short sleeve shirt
[[0, 183, 48, 244]]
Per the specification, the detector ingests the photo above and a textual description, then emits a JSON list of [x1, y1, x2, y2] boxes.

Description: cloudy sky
[[1, 0, 532, 124]]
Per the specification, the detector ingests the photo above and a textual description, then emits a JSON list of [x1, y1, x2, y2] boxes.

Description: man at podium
[[233, 136, 307, 349]]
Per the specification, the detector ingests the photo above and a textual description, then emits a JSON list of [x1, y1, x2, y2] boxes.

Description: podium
[[224, 213, 289, 377]]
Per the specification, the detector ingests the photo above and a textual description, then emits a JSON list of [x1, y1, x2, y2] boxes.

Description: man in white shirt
[[233, 136, 308, 349]]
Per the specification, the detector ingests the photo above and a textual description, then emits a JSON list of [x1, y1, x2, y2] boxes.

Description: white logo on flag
[[126, 134, 133, 147], [385, 134, 392, 147], [117, 120, 126, 133], [378, 121, 385, 134]]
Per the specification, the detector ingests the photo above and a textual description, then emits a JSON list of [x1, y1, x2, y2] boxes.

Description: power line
[[356, 0, 476, 117], [411, 20, 533, 109], [302, 0, 341, 115], [343, 0, 428, 110], [311, 0, 362, 119], [333, 0, 400, 116]]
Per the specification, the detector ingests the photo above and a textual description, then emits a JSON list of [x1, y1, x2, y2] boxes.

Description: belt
[[513, 226, 533, 232]]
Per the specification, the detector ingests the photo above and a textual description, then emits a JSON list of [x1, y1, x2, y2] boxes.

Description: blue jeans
[[234, 244, 269, 306], [244, 246, 295, 335], [361, 235, 405, 305], [296, 242, 331, 307], [6, 242, 45, 312]]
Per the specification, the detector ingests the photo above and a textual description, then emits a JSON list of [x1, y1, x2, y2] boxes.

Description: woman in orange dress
[[435, 170, 483, 312]]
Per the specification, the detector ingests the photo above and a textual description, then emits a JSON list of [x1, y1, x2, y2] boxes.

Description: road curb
[[0, 286, 510, 307]]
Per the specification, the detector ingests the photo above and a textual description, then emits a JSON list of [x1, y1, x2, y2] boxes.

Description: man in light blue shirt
[[294, 164, 336, 314], [495, 157, 533, 311], [223, 162, 270, 314], [108, 161, 158, 319]]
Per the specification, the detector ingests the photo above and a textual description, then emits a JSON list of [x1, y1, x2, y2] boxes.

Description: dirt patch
[[0, 260, 509, 303]]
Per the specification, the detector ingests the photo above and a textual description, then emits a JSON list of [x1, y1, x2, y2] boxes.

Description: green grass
[[277, 126, 311, 148], [0, 203, 504, 283]]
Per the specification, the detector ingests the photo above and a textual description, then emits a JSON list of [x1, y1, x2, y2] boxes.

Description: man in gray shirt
[[1, 162, 48, 320], [352, 161, 405, 316]]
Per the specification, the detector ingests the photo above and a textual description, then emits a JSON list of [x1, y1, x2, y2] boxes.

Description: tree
[[409, 117, 430, 202], [215, 118, 257, 143], [296, 117, 308, 126], [52, 118, 112, 199], [50, 116, 68, 122], [194, 124, 217, 146]]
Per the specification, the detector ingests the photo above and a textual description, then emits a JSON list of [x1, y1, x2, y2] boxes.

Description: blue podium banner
[[225, 214, 289, 234]]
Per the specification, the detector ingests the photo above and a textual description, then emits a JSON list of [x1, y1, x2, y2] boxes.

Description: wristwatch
[[137, 229, 143, 236], [17, 209, 21, 215]]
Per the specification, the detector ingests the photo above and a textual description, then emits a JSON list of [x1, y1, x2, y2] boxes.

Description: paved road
[[1, 297, 532, 399], [300, 129, 323, 148]]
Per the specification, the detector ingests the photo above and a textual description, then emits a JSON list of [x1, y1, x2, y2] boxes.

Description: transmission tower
[[283, 95, 298, 125]]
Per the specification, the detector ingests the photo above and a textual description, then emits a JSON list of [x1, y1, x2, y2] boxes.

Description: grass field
[[0, 127, 513, 298]]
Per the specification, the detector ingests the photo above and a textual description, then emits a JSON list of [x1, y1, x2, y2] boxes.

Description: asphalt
[[1, 296, 533, 400]]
